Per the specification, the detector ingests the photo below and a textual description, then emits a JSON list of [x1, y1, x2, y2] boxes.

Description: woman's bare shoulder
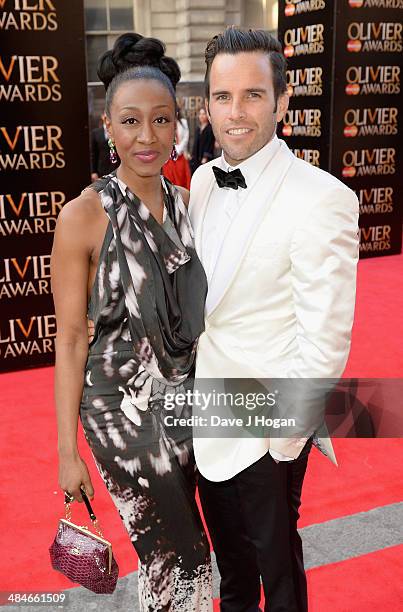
[[54, 188, 104, 256], [57, 188, 101, 227]]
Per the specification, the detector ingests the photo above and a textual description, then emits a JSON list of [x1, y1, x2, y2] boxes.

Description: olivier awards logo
[[0, 54, 61, 102], [283, 24, 325, 57], [0, 191, 65, 236], [359, 225, 391, 253], [343, 107, 398, 137], [291, 149, 321, 166], [348, 0, 402, 8], [347, 22, 402, 53], [282, 109, 321, 137], [284, 0, 326, 16], [0, 254, 51, 299], [342, 147, 396, 177], [358, 186, 394, 214], [0, 314, 56, 358], [286, 67, 323, 97], [0, 124, 65, 170], [345, 65, 400, 95], [0, 0, 57, 31], [180, 95, 204, 120]]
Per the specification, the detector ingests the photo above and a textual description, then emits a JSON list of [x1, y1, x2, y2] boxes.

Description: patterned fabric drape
[[92, 172, 207, 384]]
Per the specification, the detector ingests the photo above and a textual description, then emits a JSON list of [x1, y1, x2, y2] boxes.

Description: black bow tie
[[212, 166, 247, 190]]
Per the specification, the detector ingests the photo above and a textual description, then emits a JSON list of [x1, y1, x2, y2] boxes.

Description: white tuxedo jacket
[[189, 139, 359, 482]]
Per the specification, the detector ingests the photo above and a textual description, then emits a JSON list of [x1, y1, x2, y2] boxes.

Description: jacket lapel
[[190, 171, 216, 258], [206, 140, 294, 317]]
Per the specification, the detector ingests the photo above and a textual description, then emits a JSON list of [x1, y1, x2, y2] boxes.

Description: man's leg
[[285, 437, 313, 612], [236, 450, 299, 612], [198, 474, 261, 612], [237, 440, 313, 612]]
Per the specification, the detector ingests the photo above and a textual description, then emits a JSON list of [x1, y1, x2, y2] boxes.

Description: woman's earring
[[170, 141, 178, 161], [108, 138, 118, 164]]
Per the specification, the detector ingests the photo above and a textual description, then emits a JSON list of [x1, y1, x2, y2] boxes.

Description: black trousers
[[198, 438, 313, 612]]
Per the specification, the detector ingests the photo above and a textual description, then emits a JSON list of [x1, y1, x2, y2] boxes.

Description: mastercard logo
[[282, 125, 293, 137], [285, 4, 296, 16], [345, 83, 360, 95], [284, 46, 295, 58], [347, 39, 362, 52], [342, 166, 357, 178], [349, 0, 364, 7], [287, 85, 294, 97], [344, 125, 358, 138]]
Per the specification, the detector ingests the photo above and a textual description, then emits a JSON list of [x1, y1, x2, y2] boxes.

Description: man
[[189, 27, 359, 611], [189, 107, 216, 174], [90, 112, 118, 181]]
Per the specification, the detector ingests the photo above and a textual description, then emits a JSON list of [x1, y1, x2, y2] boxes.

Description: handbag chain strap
[[64, 487, 104, 538]]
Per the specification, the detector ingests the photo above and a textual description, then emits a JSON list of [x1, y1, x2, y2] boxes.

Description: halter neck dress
[[79, 172, 212, 610]]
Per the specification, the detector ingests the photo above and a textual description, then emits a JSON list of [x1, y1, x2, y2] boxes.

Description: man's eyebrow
[[211, 88, 268, 96], [245, 88, 267, 94], [211, 90, 230, 96]]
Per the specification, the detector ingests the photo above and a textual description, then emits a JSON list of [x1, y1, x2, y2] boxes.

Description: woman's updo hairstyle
[[97, 33, 181, 116]]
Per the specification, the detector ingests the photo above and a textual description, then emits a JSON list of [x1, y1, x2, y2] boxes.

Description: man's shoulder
[[189, 157, 219, 209], [192, 157, 220, 182], [289, 152, 353, 197], [283, 152, 358, 221]]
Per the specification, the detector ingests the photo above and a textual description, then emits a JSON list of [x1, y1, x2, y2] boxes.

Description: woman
[[189, 108, 215, 175], [51, 33, 212, 610], [163, 103, 191, 189]]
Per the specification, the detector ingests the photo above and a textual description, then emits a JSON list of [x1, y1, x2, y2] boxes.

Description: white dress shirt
[[200, 135, 293, 462], [202, 135, 280, 285]]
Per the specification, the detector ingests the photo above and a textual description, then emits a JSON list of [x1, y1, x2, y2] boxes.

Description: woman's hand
[[58, 452, 95, 502], [88, 318, 95, 344]]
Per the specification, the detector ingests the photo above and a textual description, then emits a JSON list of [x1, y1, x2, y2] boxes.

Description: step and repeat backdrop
[[0, 0, 90, 372], [0, 0, 401, 372], [278, 0, 402, 258]]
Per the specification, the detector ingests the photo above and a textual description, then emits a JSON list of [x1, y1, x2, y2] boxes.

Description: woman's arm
[[51, 194, 96, 501]]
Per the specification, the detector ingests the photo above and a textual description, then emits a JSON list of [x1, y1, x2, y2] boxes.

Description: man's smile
[[226, 127, 253, 136]]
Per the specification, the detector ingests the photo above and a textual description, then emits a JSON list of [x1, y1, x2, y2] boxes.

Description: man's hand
[[87, 318, 95, 344], [91, 173, 99, 182]]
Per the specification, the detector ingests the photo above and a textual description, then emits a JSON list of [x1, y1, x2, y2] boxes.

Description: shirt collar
[[220, 134, 280, 190]]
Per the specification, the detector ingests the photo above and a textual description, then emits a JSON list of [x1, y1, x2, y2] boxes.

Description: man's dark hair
[[204, 26, 287, 103]]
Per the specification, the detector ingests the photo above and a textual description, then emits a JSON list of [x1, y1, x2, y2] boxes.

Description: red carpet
[[343, 252, 403, 377], [305, 545, 403, 612], [213, 545, 403, 611], [1, 252, 402, 606]]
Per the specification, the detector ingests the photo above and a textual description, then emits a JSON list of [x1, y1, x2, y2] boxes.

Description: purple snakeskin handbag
[[49, 487, 119, 594]]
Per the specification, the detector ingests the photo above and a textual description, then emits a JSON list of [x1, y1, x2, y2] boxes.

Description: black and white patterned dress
[[79, 173, 212, 610]]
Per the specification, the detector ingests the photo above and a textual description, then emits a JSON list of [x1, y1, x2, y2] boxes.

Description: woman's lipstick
[[134, 150, 159, 163]]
